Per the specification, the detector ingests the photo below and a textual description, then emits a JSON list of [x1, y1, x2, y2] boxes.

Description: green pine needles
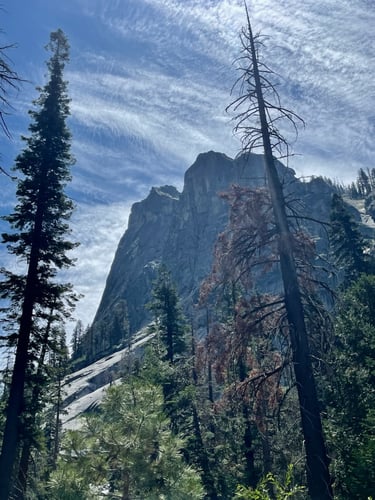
[[0, 29, 77, 499]]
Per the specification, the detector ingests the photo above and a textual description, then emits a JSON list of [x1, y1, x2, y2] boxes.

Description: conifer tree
[[326, 274, 375, 498], [227, 5, 332, 498], [0, 29, 76, 499], [329, 193, 369, 284], [48, 380, 204, 499], [148, 266, 187, 364], [147, 269, 218, 498], [147, 267, 189, 433], [356, 168, 371, 197], [71, 319, 83, 355], [15, 324, 69, 499]]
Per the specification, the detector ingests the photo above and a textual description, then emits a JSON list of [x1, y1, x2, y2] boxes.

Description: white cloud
[[6, 0, 374, 180], [62, 201, 133, 333], [1, 0, 373, 336], [64, 0, 373, 330], [68, 0, 374, 181]]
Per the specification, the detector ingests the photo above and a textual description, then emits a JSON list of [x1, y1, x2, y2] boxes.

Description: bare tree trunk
[[245, 9, 332, 499]]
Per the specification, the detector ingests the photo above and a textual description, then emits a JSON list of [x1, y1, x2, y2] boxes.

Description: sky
[[0, 0, 374, 337]]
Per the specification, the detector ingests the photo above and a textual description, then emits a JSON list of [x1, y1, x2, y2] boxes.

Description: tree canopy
[[0, 29, 76, 499]]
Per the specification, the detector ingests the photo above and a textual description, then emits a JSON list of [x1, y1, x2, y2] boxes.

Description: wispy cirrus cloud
[[67, 60, 237, 203], [69, 0, 374, 181], [1, 0, 373, 336], [61, 200, 132, 330]]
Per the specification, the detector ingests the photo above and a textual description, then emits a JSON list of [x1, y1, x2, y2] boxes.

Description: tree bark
[[245, 9, 333, 499], [191, 325, 218, 499], [15, 307, 56, 499], [0, 222, 42, 499], [0, 163, 51, 497]]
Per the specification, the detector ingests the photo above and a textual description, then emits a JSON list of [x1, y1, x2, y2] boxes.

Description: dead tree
[[226, 5, 333, 499], [0, 40, 21, 139]]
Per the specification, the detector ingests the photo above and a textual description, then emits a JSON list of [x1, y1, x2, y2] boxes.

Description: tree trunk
[[15, 307, 55, 499], [261, 430, 272, 477], [122, 469, 130, 500], [15, 440, 32, 500], [245, 10, 333, 499], [191, 325, 218, 499], [242, 405, 257, 488], [0, 243, 41, 499], [238, 354, 257, 488], [192, 405, 218, 500], [52, 370, 63, 468], [0, 186, 48, 499]]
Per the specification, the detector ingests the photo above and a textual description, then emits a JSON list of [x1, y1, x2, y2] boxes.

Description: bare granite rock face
[[88, 151, 339, 361]]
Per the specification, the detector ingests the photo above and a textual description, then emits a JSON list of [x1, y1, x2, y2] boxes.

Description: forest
[[0, 6, 374, 500]]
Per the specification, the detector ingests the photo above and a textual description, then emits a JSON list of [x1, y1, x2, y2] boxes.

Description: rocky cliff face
[[88, 151, 339, 360]]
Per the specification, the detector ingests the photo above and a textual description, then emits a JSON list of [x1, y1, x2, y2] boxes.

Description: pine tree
[[146, 267, 190, 434], [148, 266, 187, 364], [356, 168, 371, 197], [70, 319, 84, 360], [329, 193, 369, 284], [0, 29, 76, 499], [44, 328, 70, 471], [15, 324, 69, 499], [227, 5, 332, 498], [326, 275, 375, 498], [48, 380, 204, 499], [370, 168, 375, 190], [146, 270, 219, 496]]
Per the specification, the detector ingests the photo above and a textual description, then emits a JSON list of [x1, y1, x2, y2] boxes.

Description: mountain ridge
[[80, 151, 341, 365], [65, 151, 375, 426]]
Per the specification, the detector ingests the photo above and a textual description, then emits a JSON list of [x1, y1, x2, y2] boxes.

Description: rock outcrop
[[87, 151, 341, 362], [62, 328, 153, 429]]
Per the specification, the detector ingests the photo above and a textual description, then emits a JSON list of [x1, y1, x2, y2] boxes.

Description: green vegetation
[[325, 274, 375, 498], [234, 465, 306, 499], [48, 381, 204, 499], [0, 29, 76, 498], [329, 193, 371, 283], [1, 6, 375, 500]]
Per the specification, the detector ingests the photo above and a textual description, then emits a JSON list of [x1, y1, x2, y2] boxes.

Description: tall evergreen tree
[[15, 324, 69, 499], [146, 267, 189, 434], [0, 29, 76, 499], [356, 168, 371, 197], [70, 319, 85, 362], [146, 270, 216, 496], [326, 274, 375, 498], [329, 193, 369, 284], [148, 266, 187, 364]]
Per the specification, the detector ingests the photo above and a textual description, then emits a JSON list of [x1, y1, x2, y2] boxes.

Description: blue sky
[[0, 0, 374, 335]]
